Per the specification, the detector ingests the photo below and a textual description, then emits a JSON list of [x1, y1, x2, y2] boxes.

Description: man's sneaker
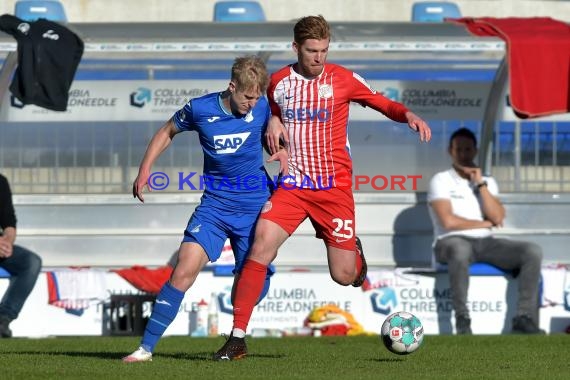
[[352, 236, 367, 287], [213, 334, 247, 361], [512, 315, 546, 334], [122, 347, 153, 363], [0, 315, 12, 338], [455, 315, 472, 335]]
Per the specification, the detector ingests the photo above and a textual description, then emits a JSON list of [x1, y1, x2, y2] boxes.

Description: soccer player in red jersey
[[214, 15, 431, 360]]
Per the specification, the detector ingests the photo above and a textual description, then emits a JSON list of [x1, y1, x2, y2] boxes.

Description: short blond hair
[[231, 55, 269, 94]]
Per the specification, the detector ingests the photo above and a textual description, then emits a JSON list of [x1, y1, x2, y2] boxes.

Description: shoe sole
[[122, 356, 152, 363], [215, 353, 247, 361], [352, 237, 367, 287]]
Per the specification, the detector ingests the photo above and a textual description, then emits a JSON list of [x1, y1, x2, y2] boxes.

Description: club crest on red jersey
[[318, 84, 333, 99]]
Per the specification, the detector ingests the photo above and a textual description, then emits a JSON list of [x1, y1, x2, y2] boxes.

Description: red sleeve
[[348, 70, 409, 123]]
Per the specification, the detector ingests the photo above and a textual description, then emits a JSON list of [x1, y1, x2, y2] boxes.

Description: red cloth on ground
[[112, 265, 173, 294], [451, 17, 570, 119], [320, 324, 349, 336]]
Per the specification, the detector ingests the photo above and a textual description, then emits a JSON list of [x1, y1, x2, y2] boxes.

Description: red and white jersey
[[267, 63, 409, 188]]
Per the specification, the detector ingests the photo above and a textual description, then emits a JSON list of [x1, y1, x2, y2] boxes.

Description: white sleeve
[[427, 173, 450, 202]]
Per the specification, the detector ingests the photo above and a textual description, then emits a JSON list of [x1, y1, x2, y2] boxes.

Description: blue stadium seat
[[213, 1, 266, 22], [412, 1, 461, 22], [14, 0, 68, 23], [436, 262, 510, 276], [0, 267, 11, 278]]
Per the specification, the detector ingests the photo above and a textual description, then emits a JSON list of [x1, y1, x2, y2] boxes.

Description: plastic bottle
[[207, 292, 219, 337], [191, 298, 208, 337], [188, 302, 198, 336]]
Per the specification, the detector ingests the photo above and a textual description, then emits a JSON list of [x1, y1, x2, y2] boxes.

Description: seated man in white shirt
[[427, 127, 544, 335]]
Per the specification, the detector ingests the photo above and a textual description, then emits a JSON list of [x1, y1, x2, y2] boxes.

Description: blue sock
[[140, 282, 184, 353]]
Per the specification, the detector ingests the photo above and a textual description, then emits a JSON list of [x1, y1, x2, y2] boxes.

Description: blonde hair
[[294, 15, 331, 45], [231, 55, 269, 94]]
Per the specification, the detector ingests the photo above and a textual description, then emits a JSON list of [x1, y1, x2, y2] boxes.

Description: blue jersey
[[173, 92, 272, 211]]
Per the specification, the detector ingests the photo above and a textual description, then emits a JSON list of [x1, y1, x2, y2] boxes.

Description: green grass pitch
[[0, 335, 568, 379]]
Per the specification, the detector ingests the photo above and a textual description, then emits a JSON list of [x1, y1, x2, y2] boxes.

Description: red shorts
[[260, 186, 356, 251]]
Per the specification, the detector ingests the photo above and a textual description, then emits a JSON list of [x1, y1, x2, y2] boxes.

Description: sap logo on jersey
[[214, 132, 251, 154], [284, 108, 330, 122]]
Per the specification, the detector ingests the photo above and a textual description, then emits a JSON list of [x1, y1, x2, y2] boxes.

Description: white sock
[[232, 328, 246, 338]]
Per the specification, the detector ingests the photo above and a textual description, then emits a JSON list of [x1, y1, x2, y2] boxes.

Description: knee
[[169, 268, 196, 292], [330, 268, 354, 286], [25, 251, 42, 277], [450, 252, 471, 268], [248, 241, 275, 265], [440, 239, 472, 266], [522, 242, 543, 264]]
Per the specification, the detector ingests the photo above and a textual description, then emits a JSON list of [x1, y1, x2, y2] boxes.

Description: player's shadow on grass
[[154, 352, 284, 360], [2, 350, 284, 361]]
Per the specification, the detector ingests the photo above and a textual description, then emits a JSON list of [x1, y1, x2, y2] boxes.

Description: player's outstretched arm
[[405, 111, 432, 143], [132, 170, 151, 203], [265, 115, 289, 154], [133, 119, 179, 203]]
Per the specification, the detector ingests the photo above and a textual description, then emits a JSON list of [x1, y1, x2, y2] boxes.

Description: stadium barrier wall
[[1, 267, 569, 337]]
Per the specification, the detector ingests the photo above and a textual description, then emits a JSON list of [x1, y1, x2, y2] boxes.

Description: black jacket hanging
[[0, 14, 83, 111]]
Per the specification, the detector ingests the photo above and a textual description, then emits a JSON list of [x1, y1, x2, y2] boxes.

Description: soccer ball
[[381, 311, 424, 355]]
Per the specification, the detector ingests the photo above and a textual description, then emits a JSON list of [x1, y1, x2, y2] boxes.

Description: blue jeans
[[0, 245, 42, 320]]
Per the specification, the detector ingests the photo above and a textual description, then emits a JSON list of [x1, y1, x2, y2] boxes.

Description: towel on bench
[[47, 268, 107, 314]]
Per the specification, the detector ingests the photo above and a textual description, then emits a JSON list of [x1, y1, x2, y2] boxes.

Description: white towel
[[47, 268, 107, 310]]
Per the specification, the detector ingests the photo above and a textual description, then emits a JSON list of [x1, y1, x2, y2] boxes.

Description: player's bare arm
[[133, 119, 180, 202], [405, 111, 431, 142], [265, 115, 289, 154]]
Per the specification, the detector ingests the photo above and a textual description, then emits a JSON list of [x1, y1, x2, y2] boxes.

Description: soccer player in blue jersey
[[123, 55, 287, 362]]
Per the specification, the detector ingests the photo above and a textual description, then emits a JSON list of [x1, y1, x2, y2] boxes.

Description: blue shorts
[[182, 202, 275, 277]]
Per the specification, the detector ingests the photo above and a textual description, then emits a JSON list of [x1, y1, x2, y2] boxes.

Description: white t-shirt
[[427, 168, 499, 242]]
